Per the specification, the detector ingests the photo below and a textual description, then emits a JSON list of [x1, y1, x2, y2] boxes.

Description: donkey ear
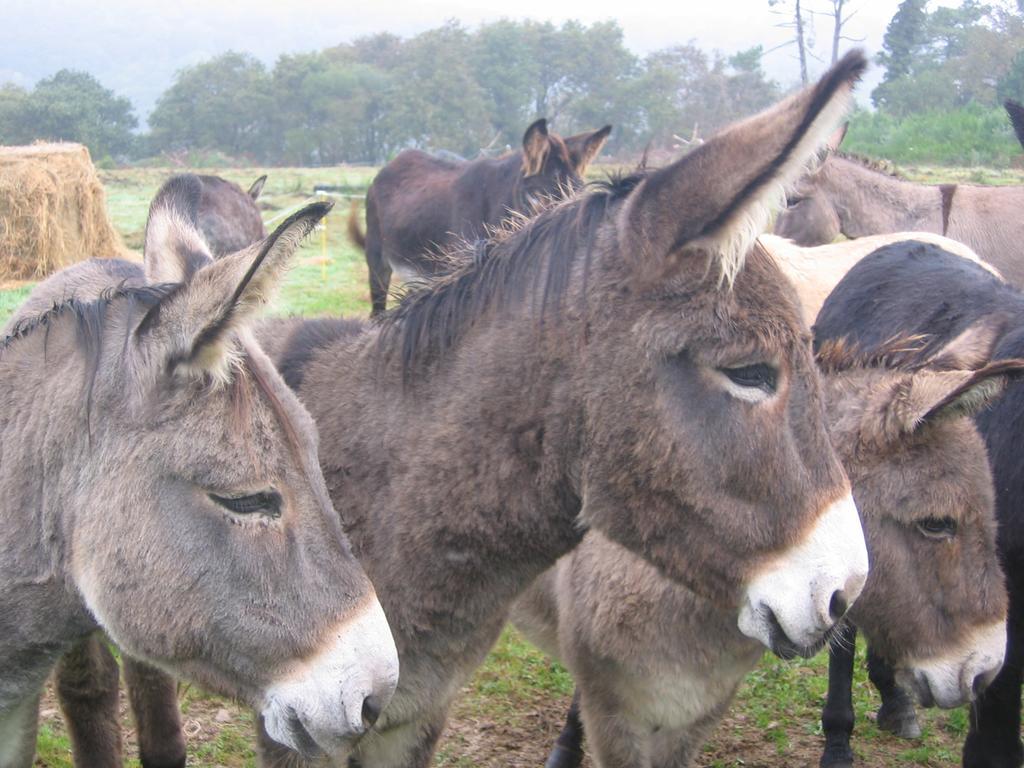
[[826, 122, 848, 153], [565, 125, 612, 174], [926, 317, 1007, 371], [618, 50, 866, 287], [140, 202, 332, 383], [144, 175, 214, 285], [522, 118, 550, 177], [902, 360, 1024, 432], [248, 175, 268, 200]]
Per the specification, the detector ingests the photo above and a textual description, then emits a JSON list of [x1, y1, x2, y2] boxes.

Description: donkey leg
[[820, 623, 858, 768], [544, 688, 585, 768], [0, 692, 42, 768], [366, 240, 392, 318], [867, 647, 921, 740], [55, 633, 123, 768], [123, 656, 186, 768], [578, 686, 652, 768], [963, 594, 1023, 768]]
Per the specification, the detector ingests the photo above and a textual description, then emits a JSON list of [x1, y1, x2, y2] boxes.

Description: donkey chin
[[261, 598, 400, 758], [737, 494, 869, 659], [897, 621, 1007, 709]]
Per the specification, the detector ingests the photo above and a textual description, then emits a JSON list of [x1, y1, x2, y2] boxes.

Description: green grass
[[8, 166, 974, 766]]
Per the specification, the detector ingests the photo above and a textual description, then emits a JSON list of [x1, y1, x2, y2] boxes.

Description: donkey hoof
[[819, 745, 855, 768], [876, 703, 921, 739], [544, 744, 585, 768]]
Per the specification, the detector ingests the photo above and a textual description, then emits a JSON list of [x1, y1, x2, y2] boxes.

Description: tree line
[[3, 5, 1024, 167]]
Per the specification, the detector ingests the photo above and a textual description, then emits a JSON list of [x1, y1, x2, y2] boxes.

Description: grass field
[[2, 165, 984, 767]]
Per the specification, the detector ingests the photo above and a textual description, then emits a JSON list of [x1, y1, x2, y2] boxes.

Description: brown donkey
[[772, 130, 1024, 288], [350, 118, 612, 315], [0, 177, 399, 766], [515, 329, 1013, 768], [59, 53, 870, 767]]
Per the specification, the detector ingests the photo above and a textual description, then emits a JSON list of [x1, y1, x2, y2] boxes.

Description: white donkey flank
[[0, 177, 399, 767]]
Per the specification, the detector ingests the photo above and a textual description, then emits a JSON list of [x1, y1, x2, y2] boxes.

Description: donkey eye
[[916, 516, 958, 539], [209, 491, 282, 519], [719, 363, 778, 393]]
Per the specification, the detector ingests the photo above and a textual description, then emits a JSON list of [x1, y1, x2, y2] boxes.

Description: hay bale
[[0, 142, 128, 280]]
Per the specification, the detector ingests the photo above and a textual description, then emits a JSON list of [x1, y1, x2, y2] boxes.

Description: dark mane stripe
[[377, 172, 644, 380], [1, 282, 177, 353], [834, 150, 904, 179]]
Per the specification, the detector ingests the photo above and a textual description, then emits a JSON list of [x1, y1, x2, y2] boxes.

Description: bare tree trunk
[[831, 0, 844, 64], [794, 0, 809, 84]]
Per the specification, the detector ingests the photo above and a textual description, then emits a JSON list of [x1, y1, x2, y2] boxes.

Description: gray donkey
[[0, 176, 399, 767], [772, 126, 1024, 288], [514, 325, 1014, 768], [55, 53, 871, 768]]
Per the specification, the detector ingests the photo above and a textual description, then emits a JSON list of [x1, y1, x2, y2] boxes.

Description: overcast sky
[[1, 0, 949, 121]]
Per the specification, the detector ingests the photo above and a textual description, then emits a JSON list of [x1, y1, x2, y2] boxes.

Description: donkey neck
[[825, 157, 941, 237], [297, 304, 585, 697], [0, 332, 102, 705], [459, 152, 525, 229]]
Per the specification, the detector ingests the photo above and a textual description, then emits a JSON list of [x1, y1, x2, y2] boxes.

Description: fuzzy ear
[[139, 201, 332, 383], [618, 50, 866, 288], [1006, 99, 1024, 151], [565, 125, 612, 174], [926, 317, 1008, 371], [893, 360, 1024, 435], [522, 118, 550, 177], [248, 175, 268, 200], [826, 122, 848, 153], [144, 175, 215, 285]]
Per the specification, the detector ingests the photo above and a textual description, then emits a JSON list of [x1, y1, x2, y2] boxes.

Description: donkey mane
[[815, 333, 932, 374], [834, 151, 904, 180], [377, 171, 646, 377], [0, 281, 178, 355]]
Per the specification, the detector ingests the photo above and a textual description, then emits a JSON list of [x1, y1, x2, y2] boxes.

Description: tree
[[0, 71, 137, 158], [873, 0, 930, 108], [148, 52, 273, 158], [769, 0, 814, 85], [823, 0, 864, 64]]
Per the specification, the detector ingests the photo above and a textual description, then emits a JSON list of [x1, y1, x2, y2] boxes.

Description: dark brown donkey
[[1006, 99, 1024, 150], [349, 118, 612, 315], [0, 177, 399, 767], [57, 53, 871, 767]]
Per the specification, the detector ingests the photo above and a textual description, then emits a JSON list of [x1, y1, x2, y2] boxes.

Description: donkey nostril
[[829, 590, 849, 622], [362, 695, 382, 729]]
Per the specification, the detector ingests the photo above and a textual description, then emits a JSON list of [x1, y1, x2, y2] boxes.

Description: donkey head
[[820, 325, 1015, 707], [517, 119, 612, 211], [577, 51, 870, 659], [74, 177, 398, 757], [773, 123, 847, 246]]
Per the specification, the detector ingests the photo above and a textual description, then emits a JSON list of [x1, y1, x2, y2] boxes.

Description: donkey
[[1006, 99, 1024, 151], [194, 173, 267, 256], [514, 326, 1013, 768], [349, 118, 612, 315], [772, 130, 1024, 288], [815, 241, 1024, 768], [0, 176, 400, 767], [53, 53, 873, 768], [760, 231, 999, 326]]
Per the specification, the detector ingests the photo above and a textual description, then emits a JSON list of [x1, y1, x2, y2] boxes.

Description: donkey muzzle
[[737, 493, 869, 654], [899, 620, 1007, 709], [261, 594, 400, 756]]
